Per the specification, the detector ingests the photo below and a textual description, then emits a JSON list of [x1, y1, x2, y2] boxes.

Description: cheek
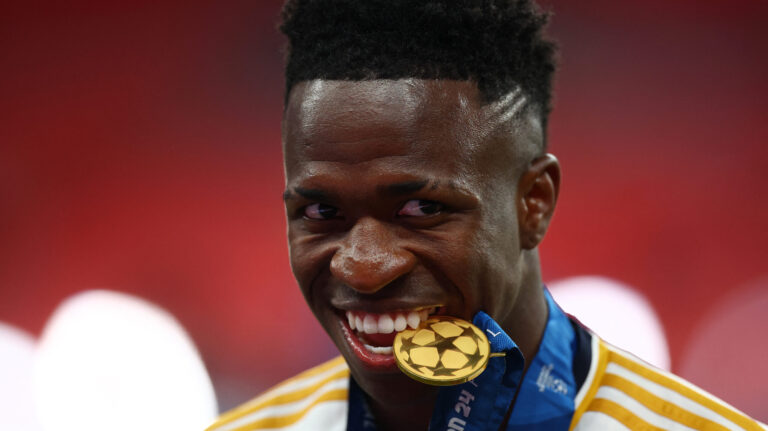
[[481, 191, 522, 264], [421, 224, 487, 300], [288, 244, 332, 316], [470, 213, 523, 302], [287, 235, 330, 291]]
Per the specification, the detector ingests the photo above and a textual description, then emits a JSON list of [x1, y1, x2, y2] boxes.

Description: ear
[[517, 154, 561, 250]]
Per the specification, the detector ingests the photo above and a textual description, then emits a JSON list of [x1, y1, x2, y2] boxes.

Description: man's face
[[282, 79, 541, 402]]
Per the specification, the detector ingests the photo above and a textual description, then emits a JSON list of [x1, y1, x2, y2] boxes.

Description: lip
[[334, 305, 445, 371], [338, 312, 398, 370], [330, 298, 445, 314]]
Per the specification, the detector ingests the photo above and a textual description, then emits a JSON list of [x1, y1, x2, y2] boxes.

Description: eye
[[398, 199, 444, 217], [303, 203, 341, 220]]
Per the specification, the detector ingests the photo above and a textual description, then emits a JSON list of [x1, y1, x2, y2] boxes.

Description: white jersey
[[572, 336, 767, 431], [206, 338, 766, 430], [207, 357, 349, 431]]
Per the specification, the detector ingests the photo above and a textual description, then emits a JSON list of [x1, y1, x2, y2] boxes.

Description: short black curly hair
[[279, 0, 557, 121]]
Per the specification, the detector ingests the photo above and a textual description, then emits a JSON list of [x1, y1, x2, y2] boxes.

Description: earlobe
[[518, 154, 561, 250]]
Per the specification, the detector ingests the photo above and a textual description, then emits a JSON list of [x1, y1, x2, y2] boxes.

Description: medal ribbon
[[505, 290, 577, 430], [427, 311, 525, 431]]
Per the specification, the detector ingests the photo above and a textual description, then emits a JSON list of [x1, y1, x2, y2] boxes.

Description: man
[[207, 1, 766, 430]]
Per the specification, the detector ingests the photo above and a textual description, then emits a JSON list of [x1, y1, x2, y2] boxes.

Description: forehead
[[282, 79, 538, 182]]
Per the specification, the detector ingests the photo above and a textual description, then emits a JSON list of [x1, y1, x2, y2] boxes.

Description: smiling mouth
[[339, 307, 442, 360]]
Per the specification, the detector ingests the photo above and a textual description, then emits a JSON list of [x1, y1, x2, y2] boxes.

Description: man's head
[[279, 0, 560, 417]]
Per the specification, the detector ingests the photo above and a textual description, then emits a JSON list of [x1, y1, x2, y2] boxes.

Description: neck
[[353, 370, 439, 431], [368, 395, 435, 431], [500, 249, 549, 371]]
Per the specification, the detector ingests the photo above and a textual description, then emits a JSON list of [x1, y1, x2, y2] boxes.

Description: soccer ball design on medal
[[393, 316, 491, 386]]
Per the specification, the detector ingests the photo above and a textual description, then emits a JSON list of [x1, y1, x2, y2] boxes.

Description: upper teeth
[[346, 307, 437, 334]]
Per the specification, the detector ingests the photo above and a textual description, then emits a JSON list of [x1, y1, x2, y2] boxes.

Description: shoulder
[[570, 336, 767, 431], [206, 356, 350, 431]]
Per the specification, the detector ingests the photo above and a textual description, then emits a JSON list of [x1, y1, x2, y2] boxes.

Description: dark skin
[[282, 79, 560, 431]]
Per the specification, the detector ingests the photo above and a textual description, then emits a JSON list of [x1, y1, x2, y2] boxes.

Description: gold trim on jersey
[[607, 347, 760, 431], [588, 398, 665, 431], [207, 356, 349, 431], [570, 339, 763, 431], [570, 337, 609, 430], [600, 373, 728, 431], [227, 388, 348, 431]]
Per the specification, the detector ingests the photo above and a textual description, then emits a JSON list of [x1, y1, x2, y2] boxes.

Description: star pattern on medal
[[395, 318, 490, 381]]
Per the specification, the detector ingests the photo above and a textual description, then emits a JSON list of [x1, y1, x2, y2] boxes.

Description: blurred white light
[[34, 290, 218, 431], [0, 322, 41, 430], [548, 276, 670, 371], [678, 282, 768, 421]]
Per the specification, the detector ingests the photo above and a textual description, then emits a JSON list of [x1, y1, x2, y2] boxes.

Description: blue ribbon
[[427, 311, 525, 431]]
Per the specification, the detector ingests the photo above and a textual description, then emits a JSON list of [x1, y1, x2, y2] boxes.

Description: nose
[[330, 217, 416, 294]]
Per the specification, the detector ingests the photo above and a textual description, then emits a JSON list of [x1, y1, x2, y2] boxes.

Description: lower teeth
[[363, 344, 393, 354]]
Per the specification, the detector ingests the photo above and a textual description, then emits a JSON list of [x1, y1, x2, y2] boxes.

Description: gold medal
[[393, 316, 502, 386]]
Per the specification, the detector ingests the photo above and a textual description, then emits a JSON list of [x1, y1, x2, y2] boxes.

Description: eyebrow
[[283, 179, 437, 202], [283, 187, 333, 202], [377, 180, 430, 196]]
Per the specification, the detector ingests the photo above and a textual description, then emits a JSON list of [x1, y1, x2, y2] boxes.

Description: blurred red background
[[1, 0, 766, 417]]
